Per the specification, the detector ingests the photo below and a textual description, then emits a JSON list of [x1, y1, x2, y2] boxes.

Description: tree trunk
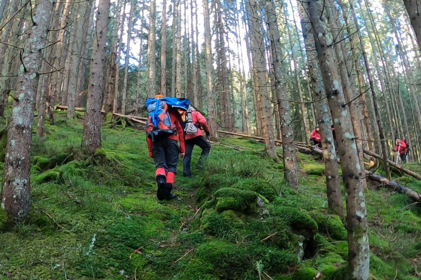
[[403, 0, 421, 51], [286, 0, 309, 145], [0, 0, 19, 116], [113, 0, 127, 112], [67, 1, 89, 119], [147, 0, 157, 97], [202, 0, 218, 140], [82, 0, 111, 154], [135, 5, 145, 115], [121, 0, 135, 114], [298, 0, 343, 216], [190, 0, 197, 105], [349, 0, 389, 176], [37, 0, 63, 137], [337, 0, 375, 153], [49, 0, 71, 122], [307, 1, 369, 278], [183, 1, 189, 99], [171, 1, 178, 97], [160, 0, 167, 96], [246, 0, 277, 161], [1, 0, 53, 222], [175, 0, 182, 98]]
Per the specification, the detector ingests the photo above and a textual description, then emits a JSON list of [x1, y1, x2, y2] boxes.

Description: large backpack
[[145, 97, 191, 140], [184, 108, 199, 135]]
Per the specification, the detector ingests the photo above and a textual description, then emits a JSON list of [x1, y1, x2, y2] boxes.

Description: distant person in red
[[393, 138, 408, 163], [310, 125, 322, 147]]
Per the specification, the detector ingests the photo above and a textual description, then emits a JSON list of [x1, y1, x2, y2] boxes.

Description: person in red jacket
[[310, 125, 322, 147], [146, 95, 186, 200], [178, 107, 211, 177], [393, 138, 408, 163]]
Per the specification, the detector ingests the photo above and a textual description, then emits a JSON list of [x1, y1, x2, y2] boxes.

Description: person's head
[[395, 138, 400, 145], [315, 125, 320, 132]]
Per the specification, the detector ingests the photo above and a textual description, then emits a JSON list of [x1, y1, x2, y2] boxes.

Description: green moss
[[214, 187, 258, 213], [0, 129, 7, 162], [195, 186, 210, 205], [302, 164, 325, 175], [310, 211, 347, 240], [35, 169, 61, 184], [271, 205, 318, 236], [292, 267, 318, 280]]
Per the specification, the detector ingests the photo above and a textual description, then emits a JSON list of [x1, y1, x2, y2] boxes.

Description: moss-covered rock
[[213, 187, 259, 213], [291, 267, 318, 280], [302, 164, 325, 175], [35, 170, 61, 184], [271, 206, 318, 238], [310, 211, 347, 240]]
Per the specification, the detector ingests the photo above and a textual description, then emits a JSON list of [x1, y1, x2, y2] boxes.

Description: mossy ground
[[0, 111, 421, 279]]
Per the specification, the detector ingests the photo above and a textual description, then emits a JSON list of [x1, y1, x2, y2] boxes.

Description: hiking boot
[[183, 173, 192, 178], [156, 175, 166, 201], [164, 183, 177, 200]]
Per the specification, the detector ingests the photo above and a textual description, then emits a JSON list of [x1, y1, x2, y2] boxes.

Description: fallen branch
[[173, 248, 194, 264], [364, 149, 421, 181], [260, 232, 277, 242], [365, 172, 421, 202]]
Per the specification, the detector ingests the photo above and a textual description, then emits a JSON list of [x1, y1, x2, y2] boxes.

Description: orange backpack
[[146, 99, 176, 140]]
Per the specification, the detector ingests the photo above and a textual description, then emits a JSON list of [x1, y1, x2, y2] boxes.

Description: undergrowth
[[0, 111, 420, 279]]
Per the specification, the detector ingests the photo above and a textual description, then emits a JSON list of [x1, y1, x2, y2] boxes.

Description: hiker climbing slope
[[177, 106, 211, 178], [393, 138, 408, 164], [146, 95, 187, 200]]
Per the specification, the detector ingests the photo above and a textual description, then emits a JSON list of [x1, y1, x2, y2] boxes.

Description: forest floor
[[1, 111, 421, 279]]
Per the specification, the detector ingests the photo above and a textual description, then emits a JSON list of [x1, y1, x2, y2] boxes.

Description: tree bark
[[121, 0, 135, 114], [171, 1, 178, 97], [307, 1, 369, 278], [1, 0, 53, 222], [135, 4, 145, 115], [298, 0, 343, 216], [160, 0, 167, 96], [349, 0, 389, 176], [175, 0, 182, 98], [113, 0, 127, 112], [246, 0, 277, 161], [82, 0, 111, 154], [202, 0, 218, 140], [403, 0, 421, 51], [147, 0, 157, 97]]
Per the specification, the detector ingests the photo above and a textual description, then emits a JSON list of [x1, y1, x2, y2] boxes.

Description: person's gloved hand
[[206, 132, 210, 141]]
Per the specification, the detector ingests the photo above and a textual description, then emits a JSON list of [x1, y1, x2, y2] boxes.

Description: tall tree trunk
[[286, 0, 309, 144], [349, 0, 389, 176], [264, 0, 298, 186], [67, 1, 89, 119], [49, 0, 71, 122], [82, 0, 111, 153], [175, 0, 182, 98], [135, 5, 145, 115], [183, 0, 189, 99], [337, 0, 374, 152], [122, 0, 135, 114], [195, 0, 203, 109], [147, 0, 156, 97], [403, 0, 421, 51], [1, 0, 53, 222], [104, 0, 122, 114], [298, 0, 343, 216], [385, 4, 421, 136], [190, 0, 197, 105], [326, 0, 365, 167], [114, 0, 127, 112], [246, 0, 277, 160], [171, 1, 178, 97], [307, 1, 369, 278], [161, 0, 167, 96], [0, 0, 19, 116], [202, 0, 218, 140], [37, 0, 63, 137]]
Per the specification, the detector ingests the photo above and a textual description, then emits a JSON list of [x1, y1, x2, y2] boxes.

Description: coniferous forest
[[2, 0, 421, 279]]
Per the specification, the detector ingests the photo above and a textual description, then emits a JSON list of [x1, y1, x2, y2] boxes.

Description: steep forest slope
[[1, 112, 421, 280]]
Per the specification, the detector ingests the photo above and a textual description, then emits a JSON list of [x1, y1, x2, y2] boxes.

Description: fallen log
[[55, 105, 106, 114], [365, 172, 421, 202], [363, 149, 421, 181], [113, 113, 146, 125]]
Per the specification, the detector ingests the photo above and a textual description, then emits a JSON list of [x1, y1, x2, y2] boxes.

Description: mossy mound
[[302, 163, 325, 175], [32, 152, 74, 173], [309, 211, 347, 240], [202, 187, 260, 213]]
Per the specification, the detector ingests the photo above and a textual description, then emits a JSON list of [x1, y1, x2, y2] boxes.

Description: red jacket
[[393, 140, 408, 155], [185, 111, 210, 141], [310, 129, 321, 142], [147, 111, 185, 157]]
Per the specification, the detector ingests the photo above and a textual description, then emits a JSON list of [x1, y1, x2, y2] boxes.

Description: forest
[[2, 0, 421, 279]]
